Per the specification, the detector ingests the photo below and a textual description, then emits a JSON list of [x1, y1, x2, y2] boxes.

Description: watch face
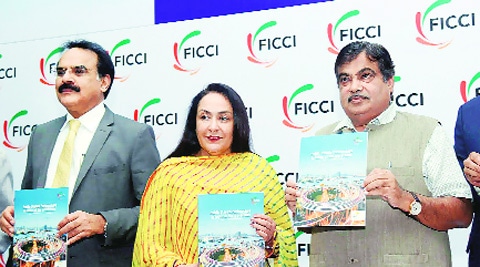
[[410, 202, 422, 216]]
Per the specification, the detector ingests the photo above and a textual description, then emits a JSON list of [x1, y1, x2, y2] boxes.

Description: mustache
[[58, 83, 80, 93], [348, 93, 370, 102]]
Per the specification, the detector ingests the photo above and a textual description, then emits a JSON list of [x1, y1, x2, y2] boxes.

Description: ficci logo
[[3, 110, 29, 151], [173, 30, 201, 75], [133, 98, 179, 139], [247, 21, 278, 67], [415, 0, 452, 48], [282, 84, 315, 132], [133, 98, 161, 122], [327, 10, 360, 54], [39, 47, 64, 86], [460, 72, 480, 103]]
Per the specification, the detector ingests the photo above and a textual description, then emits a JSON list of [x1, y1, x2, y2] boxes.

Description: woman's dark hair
[[334, 41, 395, 84], [167, 83, 252, 159], [62, 39, 115, 99]]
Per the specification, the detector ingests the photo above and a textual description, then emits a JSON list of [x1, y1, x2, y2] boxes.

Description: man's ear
[[387, 77, 394, 95], [100, 74, 111, 92]]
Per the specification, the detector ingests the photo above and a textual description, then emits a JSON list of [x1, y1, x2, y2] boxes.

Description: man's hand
[[0, 206, 14, 236], [57, 210, 106, 245], [464, 152, 480, 187], [363, 168, 409, 210]]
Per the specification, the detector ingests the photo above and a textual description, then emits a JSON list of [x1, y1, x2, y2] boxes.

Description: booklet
[[294, 132, 368, 227], [12, 187, 69, 267], [198, 192, 265, 267]]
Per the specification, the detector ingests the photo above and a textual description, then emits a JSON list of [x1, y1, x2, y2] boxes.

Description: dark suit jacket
[[454, 96, 480, 266], [0, 149, 13, 254], [21, 106, 160, 267]]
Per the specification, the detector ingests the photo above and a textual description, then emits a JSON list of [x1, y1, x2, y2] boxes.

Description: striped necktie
[[52, 119, 81, 188]]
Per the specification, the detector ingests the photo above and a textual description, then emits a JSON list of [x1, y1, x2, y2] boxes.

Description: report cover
[[198, 192, 265, 267], [12, 187, 69, 267], [295, 132, 368, 227]]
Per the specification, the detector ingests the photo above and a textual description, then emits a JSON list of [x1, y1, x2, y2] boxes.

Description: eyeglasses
[[337, 68, 377, 88], [56, 65, 95, 78]]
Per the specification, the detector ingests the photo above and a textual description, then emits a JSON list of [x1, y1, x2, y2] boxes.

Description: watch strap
[[407, 191, 422, 216], [409, 191, 421, 203]]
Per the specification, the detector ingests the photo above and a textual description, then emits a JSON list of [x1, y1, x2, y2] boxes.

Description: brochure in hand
[[198, 192, 265, 267], [295, 132, 368, 227], [12, 187, 69, 267]]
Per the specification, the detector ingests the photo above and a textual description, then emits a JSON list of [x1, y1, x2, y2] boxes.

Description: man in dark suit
[[454, 96, 480, 267], [0, 40, 160, 266], [0, 149, 13, 266]]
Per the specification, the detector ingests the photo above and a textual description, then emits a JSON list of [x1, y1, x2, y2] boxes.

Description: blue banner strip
[[155, 0, 333, 24]]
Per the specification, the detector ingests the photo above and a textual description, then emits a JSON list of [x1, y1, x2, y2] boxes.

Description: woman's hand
[[251, 214, 276, 245]]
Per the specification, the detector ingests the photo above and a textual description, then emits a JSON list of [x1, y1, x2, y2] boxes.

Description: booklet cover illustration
[[295, 132, 368, 227], [12, 187, 69, 267], [198, 192, 265, 267]]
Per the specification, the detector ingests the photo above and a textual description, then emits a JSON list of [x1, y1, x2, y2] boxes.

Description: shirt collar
[[64, 102, 106, 132], [332, 103, 397, 133]]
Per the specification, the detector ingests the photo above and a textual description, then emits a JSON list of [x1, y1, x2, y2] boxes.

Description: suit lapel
[[73, 108, 114, 195]]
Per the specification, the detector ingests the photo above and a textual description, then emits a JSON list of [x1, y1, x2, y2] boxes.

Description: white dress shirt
[[46, 103, 105, 200]]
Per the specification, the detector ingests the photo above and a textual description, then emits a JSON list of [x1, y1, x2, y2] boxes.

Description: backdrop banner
[[1, 1, 478, 266]]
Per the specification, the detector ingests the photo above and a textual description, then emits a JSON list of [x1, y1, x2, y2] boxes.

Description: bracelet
[[103, 221, 108, 239], [265, 242, 280, 258], [265, 231, 279, 258]]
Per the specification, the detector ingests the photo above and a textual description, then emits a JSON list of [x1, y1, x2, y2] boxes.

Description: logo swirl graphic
[[415, 0, 452, 48], [247, 21, 278, 67], [39, 47, 64, 86], [327, 10, 360, 55], [282, 84, 315, 132], [3, 110, 28, 151], [173, 30, 201, 75], [110, 39, 132, 82], [133, 98, 161, 122], [460, 72, 480, 103]]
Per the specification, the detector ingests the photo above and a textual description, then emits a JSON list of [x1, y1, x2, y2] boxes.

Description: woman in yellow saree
[[132, 83, 298, 267]]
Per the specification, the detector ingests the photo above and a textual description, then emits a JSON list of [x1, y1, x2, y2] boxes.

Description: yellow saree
[[132, 152, 298, 267]]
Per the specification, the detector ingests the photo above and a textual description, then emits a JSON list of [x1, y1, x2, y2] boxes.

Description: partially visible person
[[132, 83, 298, 267], [0, 39, 160, 267], [285, 41, 472, 267], [454, 95, 480, 266], [0, 149, 13, 267]]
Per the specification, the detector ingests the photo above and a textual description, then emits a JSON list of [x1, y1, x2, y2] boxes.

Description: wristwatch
[[408, 191, 422, 216]]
